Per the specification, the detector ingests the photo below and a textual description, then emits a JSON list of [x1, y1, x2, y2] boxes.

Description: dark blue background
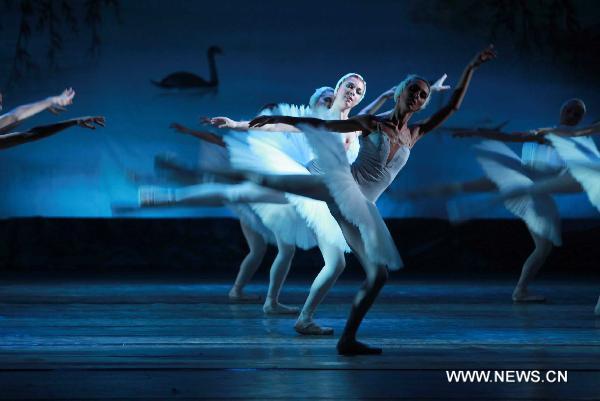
[[1, 0, 598, 218]]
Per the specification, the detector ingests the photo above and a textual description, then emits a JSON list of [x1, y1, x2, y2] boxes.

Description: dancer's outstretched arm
[[0, 116, 104, 150], [170, 123, 225, 147], [358, 87, 395, 116], [206, 116, 301, 133], [452, 129, 547, 143], [532, 122, 600, 137], [0, 88, 75, 133], [249, 114, 374, 134], [418, 46, 496, 136]]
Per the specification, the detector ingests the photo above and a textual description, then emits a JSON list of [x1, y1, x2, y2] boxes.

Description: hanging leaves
[[1, 0, 121, 88]]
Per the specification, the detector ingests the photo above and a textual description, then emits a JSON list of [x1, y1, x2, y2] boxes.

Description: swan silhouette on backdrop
[[152, 46, 222, 90]]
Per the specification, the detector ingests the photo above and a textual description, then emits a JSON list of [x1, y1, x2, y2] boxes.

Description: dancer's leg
[[263, 235, 299, 315], [501, 173, 582, 201], [139, 182, 289, 207], [333, 214, 388, 355], [295, 237, 346, 335], [229, 221, 267, 302], [594, 296, 600, 316], [513, 230, 553, 302], [211, 170, 334, 203]]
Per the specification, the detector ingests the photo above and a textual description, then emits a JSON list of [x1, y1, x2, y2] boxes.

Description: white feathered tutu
[[196, 139, 275, 244], [472, 140, 562, 246], [297, 125, 403, 270], [224, 104, 352, 252], [546, 134, 600, 213]]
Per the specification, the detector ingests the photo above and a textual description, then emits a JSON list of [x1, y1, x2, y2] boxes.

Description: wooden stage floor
[[0, 278, 599, 400]]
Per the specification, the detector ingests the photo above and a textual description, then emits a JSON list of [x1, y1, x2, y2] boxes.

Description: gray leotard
[[351, 132, 410, 202]]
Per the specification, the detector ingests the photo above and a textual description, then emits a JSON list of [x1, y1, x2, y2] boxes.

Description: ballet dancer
[[447, 99, 598, 302], [217, 46, 495, 354]]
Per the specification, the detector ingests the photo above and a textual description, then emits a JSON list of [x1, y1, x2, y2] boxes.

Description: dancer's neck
[[390, 108, 412, 131]]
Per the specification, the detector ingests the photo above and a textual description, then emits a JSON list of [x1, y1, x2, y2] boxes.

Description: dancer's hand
[[470, 45, 496, 68], [77, 116, 105, 129], [207, 116, 237, 129], [170, 122, 190, 135], [47, 105, 68, 115], [49, 88, 75, 107], [431, 74, 451, 92]]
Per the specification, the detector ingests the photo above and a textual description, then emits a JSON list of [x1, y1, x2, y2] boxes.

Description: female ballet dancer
[[445, 99, 597, 302], [140, 77, 369, 322], [162, 74, 449, 334], [163, 86, 337, 304], [216, 46, 495, 354], [1, 89, 105, 149]]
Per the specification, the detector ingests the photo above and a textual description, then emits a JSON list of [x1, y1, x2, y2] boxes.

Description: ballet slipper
[[263, 301, 300, 315], [294, 319, 334, 336], [337, 337, 382, 356]]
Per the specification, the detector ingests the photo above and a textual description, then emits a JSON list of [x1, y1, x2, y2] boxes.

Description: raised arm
[[249, 114, 374, 134], [359, 74, 451, 117], [206, 116, 301, 133], [170, 123, 225, 147], [358, 87, 395, 116], [0, 116, 104, 150], [418, 46, 496, 135], [452, 129, 547, 144], [0, 88, 75, 133]]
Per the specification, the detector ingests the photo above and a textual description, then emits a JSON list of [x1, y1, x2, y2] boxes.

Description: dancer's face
[[333, 77, 365, 111], [397, 79, 430, 113], [315, 89, 335, 109], [559, 100, 585, 126]]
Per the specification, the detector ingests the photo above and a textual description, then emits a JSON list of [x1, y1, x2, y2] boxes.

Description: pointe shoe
[[512, 289, 546, 303], [337, 337, 382, 356], [294, 320, 334, 336], [263, 302, 300, 315]]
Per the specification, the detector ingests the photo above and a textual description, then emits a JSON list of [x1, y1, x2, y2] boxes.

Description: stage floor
[[0, 278, 599, 400]]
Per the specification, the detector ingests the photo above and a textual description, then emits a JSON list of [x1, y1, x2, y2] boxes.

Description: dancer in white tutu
[[155, 73, 450, 334], [447, 99, 600, 302], [141, 77, 374, 326], [162, 94, 334, 305], [1, 89, 104, 149], [215, 46, 495, 354], [141, 85, 365, 316]]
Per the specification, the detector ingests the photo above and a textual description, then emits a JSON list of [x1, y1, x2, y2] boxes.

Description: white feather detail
[[472, 140, 561, 245], [300, 125, 403, 270], [547, 134, 600, 212]]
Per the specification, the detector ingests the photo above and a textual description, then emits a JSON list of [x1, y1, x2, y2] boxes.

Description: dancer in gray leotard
[[225, 45, 496, 355]]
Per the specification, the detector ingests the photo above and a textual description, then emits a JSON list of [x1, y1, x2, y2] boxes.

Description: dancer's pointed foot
[[228, 288, 262, 303], [512, 288, 546, 303], [594, 296, 600, 316], [337, 337, 382, 356], [263, 301, 300, 315], [139, 186, 176, 207], [294, 319, 334, 335]]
